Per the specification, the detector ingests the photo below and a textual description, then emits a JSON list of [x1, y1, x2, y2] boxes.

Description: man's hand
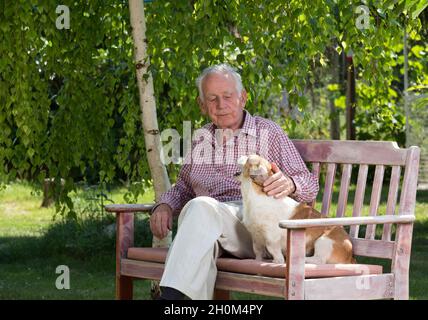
[[263, 163, 296, 199], [150, 203, 173, 239]]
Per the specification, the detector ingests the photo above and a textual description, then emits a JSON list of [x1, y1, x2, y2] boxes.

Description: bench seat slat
[[121, 259, 286, 298], [304, 274, 395, 300], [120, 259, 392, 300], [126, 248, 383, 279]]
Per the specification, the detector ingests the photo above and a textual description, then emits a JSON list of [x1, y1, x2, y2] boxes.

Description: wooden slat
[[285, 229, 306, 300], [292, 140, 408, 165], [350, 164, 368, 238], [310, 162, 320, 208], [121, 259, 286, 298], [382, 166, 401, 241], [336, 164, 352, 217], [399, 146, 421, 215], [127, 248, 383, 278], [321, 163, 336, 216], [365, 165, 385, 240], [106, 203, 155, 213], [279, 215, 415, 229], [213, 289, 230, 300], [122, 259, 163, 280], [351, 238, 395, 259], [215, 271, 285, 298], [304, 274, 395, 300]]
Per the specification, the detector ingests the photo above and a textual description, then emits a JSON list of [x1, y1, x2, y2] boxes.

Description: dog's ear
[[237, 155, 248, 169]]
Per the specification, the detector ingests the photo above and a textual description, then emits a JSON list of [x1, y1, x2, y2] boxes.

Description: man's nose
[[218, 97, 227, 109]]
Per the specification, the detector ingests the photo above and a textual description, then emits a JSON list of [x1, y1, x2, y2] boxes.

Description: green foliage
[[0, 0, 427, 215]]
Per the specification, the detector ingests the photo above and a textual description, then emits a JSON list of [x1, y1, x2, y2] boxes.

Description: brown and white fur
[[235, 154, 355, 264]]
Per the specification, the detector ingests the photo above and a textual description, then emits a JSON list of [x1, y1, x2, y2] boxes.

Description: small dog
[[235, 154, 355, 264]]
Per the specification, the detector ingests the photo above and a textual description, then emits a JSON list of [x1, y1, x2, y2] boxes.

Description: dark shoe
[[158, 286, 187, 300]]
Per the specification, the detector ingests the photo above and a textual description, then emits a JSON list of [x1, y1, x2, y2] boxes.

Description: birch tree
[[128, 0, 172, 297]]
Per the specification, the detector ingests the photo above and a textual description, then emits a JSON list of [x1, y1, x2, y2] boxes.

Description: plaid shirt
[[158, 110, 319, 215]]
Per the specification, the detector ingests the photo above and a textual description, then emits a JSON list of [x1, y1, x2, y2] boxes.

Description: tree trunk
[[128, 0, 172, 298], [403, 28, 410, 147], [41, 178, 65, 208], [328, 46, 340, 140], [345, 50, 356, 140]]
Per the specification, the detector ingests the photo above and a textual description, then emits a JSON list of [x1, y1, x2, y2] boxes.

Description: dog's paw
[[272, 256, 285, 264], [254, 255, 264, 262], [305, 256, 325, 264]]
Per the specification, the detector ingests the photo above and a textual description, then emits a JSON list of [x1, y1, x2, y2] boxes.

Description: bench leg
[[285, 229, 306, 300], [115, 212, 134, 300], [214, 289, 230, 300], [116, 275, 133, 300]]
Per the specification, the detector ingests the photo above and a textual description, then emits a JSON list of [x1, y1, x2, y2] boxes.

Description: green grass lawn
[[0, 182, 150, 299], [0, 181, 427, 299]]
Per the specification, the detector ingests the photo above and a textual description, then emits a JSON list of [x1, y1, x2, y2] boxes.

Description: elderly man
[[150, 64, 319, 300]]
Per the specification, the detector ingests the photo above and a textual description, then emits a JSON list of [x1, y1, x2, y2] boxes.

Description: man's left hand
[[263, 163, 296, 199]]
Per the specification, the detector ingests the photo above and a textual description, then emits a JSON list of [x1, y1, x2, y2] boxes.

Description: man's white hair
[[196, 63, 243, 100]]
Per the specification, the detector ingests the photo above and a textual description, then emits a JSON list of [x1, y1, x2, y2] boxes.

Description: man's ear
[[240, 90, 248, 108], [197, 96, 207, 115]]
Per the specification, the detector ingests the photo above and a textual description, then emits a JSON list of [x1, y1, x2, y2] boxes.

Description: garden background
[[0, 0, 427, 299]]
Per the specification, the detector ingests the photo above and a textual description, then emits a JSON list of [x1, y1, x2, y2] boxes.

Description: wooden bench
[[105, 140, 420, 300]]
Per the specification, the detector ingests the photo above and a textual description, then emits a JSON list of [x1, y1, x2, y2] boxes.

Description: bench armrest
[[279, 214, 415, 229], [105, 203, 155, 213]]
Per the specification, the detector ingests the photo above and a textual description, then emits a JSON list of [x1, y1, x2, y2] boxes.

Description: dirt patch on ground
[[0, 202, 30, 216]]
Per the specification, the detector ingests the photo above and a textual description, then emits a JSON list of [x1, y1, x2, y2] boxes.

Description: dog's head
[[234, 154, 273, 186]]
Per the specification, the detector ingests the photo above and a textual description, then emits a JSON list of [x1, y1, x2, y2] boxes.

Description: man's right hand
[[149, 203, 173, 239]]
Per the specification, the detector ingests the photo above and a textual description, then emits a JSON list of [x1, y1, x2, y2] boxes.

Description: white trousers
[[159, 196, 255, 300]]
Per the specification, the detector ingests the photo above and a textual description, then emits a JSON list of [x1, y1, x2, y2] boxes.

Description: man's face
[[198, 73, 247, 131]]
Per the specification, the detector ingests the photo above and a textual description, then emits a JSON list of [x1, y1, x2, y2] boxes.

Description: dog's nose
[[234, 172, 241, 177]]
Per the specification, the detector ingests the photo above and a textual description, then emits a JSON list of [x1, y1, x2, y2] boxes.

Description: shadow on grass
[[0, 215, 155, 299], [0, 216, 153, 263]]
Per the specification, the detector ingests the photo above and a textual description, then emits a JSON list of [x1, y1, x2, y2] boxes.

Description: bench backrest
[[292, 140, 420, 260]]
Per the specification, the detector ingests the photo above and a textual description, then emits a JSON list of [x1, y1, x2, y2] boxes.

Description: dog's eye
[[234, 172, 241, 177]]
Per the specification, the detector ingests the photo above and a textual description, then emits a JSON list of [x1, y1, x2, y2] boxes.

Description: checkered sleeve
[[156, 162, 195, 216], [269, 125, 319, 203]]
